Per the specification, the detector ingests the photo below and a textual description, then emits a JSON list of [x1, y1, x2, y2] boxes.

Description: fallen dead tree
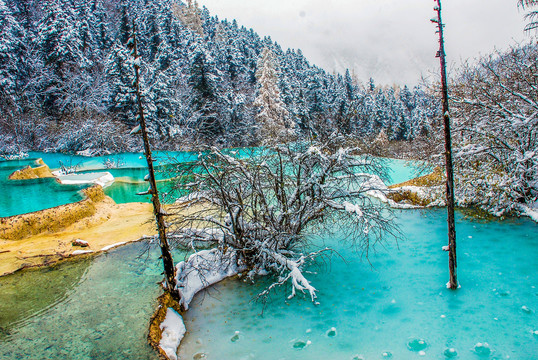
[[167, 140, 399, 308]]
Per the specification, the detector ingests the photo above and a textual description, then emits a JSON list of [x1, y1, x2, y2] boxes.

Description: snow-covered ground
[[175, 248, 247, 310], [55, 172, 114, 187], [520, 202, 538, 223], [159, 308, 186, 360]]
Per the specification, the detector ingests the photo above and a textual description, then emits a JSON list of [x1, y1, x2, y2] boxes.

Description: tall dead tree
[[432, 0, 458, 289], [129, 22, 179, 298]]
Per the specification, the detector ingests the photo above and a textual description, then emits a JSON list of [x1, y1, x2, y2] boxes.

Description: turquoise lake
[[0, 153, 536, 359], [0, 152, 420, 216]]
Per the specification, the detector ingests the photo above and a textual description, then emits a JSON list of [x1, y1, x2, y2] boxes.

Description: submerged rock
[[444, 348, 458, 358], [193, 353, 207, 359], [473, 342, 491, 356], [326, 327, 337, 337], [292, 340, 311, 349], [382, 351, 393, 358], [72, 239, 89, 247], [230, 331, 240, 342], [407, 338, 428, 351]]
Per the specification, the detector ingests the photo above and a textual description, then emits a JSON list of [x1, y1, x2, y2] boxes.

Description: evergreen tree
[[0, 0, 24, 110], [37, 0, 85, 115], [173, 0, 204, 36], [254, 47, 292, 143], [90, 0, 111, 57], [188, 43, 223, 142], [105, 40, 136, 126]]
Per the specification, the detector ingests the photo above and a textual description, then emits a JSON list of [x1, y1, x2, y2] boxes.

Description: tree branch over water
[[166, 140, 398, 304]]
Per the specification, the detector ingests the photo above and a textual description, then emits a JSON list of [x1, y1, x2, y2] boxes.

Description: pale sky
[[200, 0, 531, 86]]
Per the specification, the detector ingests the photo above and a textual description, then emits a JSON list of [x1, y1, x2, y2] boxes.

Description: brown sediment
[[386, 189, 434, 207], [8, 158, 54, 179], [386, 167, 444, 207], [0, 187, 155, 276], [0, 185, 106, 240], [388, 166, 444, 189], [148, 292, 184, 360]]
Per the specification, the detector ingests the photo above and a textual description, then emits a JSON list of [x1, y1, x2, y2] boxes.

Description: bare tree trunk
[[433, 0, 458, 289], [130, 22, 179, 299]]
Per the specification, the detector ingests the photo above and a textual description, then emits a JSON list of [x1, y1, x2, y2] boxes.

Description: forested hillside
[[0, 0, 439, 154]]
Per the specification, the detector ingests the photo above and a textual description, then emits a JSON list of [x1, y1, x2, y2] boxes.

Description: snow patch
[[100, 242, 127, 251], [175, 248, 246, 310], [519, 203, 538, 223], [76, 149, 97, 157], [159, 308, 186, 360], [57, 172, 114, 187], [72, 250, 93, 255], [343, 201, 363, 217]]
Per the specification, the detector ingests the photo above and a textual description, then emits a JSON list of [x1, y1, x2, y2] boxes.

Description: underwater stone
[[230, 331, 240, 342], [407, 338, 428, 351], [326, 327, 337, 337], [382, 351, 392, 358], [474, 342, 491, 356], [444, 348, 457, 358], [351, 355, 365, 360], [193, 353, 207, 360], [293, 340, 311, 349], [521, 305, 532, 313]]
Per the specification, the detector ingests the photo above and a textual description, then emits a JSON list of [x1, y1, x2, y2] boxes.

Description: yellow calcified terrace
[[0, 185, 155, 277]]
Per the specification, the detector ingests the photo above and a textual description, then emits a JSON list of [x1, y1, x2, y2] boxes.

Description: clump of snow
[[57, 172, 114, 187], [175, 248, 246, 310], [76, 149, 97, 157], [101, 242, 127, 251], [519, 202, 538, 223], [343, 201, 363, 217], [72, 250, 93, 255], [159, 308, 186, 360]]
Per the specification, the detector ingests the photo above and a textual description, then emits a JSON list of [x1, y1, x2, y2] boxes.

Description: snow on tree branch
[[166, 141, 398, 304]]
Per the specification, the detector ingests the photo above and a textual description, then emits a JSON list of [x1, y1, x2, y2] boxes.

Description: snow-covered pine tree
[[90, 0, 111, 57], [173, 0, 204, 37], [74, 0, 94, 62], [105, 40, 137, 127], [0, 0, 24, 111], [254, 47, 293, 144], [188, 43, 223, 142], [37, 0, 86, 115]]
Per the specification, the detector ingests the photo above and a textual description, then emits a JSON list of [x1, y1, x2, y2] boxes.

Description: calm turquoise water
[[0, 152, 196, 215], [1, 152, 416, 214], [0, 158, 87, 217], [178, 210, 537, 360], [0, 241, 184, 360], [0, 210, 535, 359]]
